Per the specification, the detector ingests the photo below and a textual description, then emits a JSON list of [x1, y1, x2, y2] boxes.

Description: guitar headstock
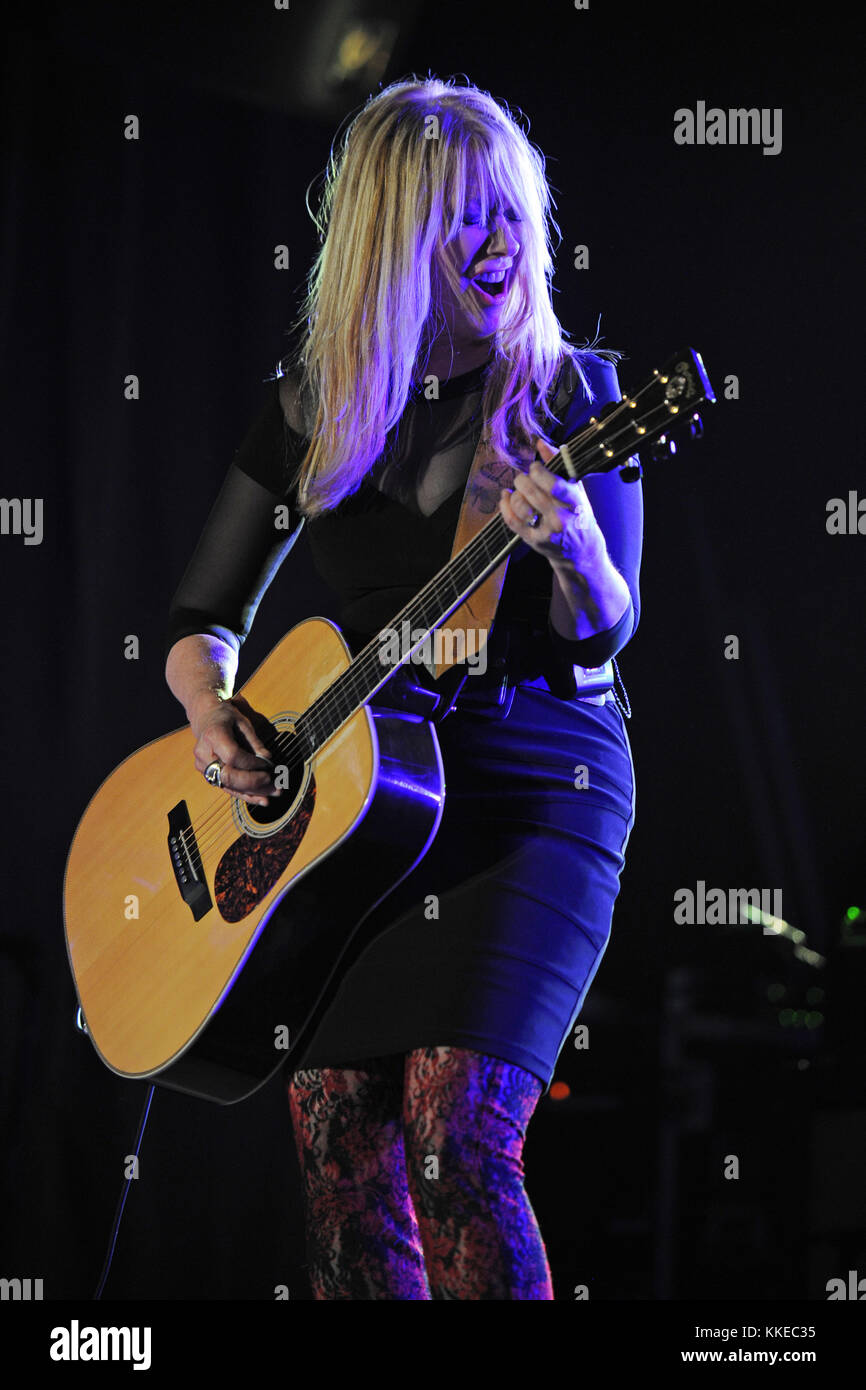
[[559, 347, 715, 484]]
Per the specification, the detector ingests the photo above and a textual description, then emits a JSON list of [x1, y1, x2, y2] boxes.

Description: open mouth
[[470, 271, 508, 302]]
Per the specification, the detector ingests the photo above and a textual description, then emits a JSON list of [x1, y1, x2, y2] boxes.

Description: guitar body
[[63, 617, 445, 1104]]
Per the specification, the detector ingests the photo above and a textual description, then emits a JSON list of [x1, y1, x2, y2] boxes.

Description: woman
[[164, 76, 642, 1300]]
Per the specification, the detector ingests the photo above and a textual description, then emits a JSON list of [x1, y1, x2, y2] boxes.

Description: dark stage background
[[1, 0, 863, 1317]]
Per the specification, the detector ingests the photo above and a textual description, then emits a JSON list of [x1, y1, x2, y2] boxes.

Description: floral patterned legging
[[287, 1045, 554, 1300]]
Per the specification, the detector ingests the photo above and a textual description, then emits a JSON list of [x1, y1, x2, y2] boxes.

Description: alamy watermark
[[826, 492, 865, 534], [0, 497, 43, 544], [49, 1320, 151, 1370], [1, 1276, 43, 1299], [674, 102, 782, 156], [379, 621, 488, 674], [826, 1270, 866, 1299], [674, 881, 783, 926]]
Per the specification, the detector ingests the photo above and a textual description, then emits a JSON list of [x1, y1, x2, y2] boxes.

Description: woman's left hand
[[498, 438, 606, 573]]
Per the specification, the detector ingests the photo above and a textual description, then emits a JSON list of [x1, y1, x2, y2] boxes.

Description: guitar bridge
[[168, 800, 212, 921]]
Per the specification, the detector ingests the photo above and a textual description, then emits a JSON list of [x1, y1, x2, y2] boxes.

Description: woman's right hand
[[190, 692, 278, 806]]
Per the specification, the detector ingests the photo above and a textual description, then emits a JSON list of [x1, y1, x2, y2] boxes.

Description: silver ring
[[204, 760, 223, 787], [528, 510, 541, 528]]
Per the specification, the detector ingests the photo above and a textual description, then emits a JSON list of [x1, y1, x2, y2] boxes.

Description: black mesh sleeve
[[545, 352, 644, 667], [164, 382, 305, 663]]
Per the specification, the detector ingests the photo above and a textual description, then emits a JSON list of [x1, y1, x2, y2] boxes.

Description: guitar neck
[[294, 348, 714, 758]]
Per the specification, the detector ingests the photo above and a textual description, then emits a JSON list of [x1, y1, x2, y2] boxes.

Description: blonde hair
[[281, 75, 611, 519]]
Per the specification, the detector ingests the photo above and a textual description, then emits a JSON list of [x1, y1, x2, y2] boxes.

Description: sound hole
[[246, 729, 306, 826]]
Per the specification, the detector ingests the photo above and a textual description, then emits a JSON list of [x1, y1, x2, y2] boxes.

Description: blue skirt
[[292, 682, 636, 1093]]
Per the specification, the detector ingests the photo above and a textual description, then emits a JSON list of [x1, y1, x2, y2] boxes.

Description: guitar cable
[[92, 1084, 156, 1299]]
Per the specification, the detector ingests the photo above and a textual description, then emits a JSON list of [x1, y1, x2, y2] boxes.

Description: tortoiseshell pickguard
[[214, 775, 316, 923]]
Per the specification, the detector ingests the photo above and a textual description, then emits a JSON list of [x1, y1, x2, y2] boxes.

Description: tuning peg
[[649, 434, 677, 464], [620, 456, 644, 482], [689, 413, 704, 440]]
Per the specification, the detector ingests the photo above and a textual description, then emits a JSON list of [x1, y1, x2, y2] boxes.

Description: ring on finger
[[204, 760, 223, 787]]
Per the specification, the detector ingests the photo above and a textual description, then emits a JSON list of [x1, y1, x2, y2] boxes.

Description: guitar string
[[182, 375, 685, 866]]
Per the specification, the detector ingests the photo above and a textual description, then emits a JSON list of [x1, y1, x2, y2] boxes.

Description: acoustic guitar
[[63, 348, 714, 1103]]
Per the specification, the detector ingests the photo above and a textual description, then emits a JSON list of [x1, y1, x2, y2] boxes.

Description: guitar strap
[[423, 437, 526, 681], [425, 368, 563, 682]]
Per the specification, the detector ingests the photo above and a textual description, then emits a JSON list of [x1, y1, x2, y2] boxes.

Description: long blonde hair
[[282, 76, 608, 519]]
